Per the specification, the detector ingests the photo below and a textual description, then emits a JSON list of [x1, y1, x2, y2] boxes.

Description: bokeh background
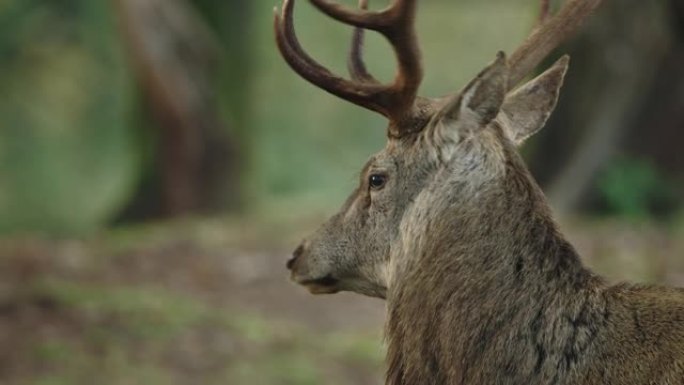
[[0, 0, 683, 384]]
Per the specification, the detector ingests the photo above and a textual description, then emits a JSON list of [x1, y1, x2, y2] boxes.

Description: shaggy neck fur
[[385, 139, 608, 385]]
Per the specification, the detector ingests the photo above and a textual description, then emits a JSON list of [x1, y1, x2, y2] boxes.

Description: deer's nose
[[287, 244, 305, 270]]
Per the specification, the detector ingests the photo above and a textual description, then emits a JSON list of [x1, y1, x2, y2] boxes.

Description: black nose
[[287, 244, 305, 270]]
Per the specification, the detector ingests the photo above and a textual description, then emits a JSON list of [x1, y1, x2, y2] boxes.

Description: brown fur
[[384, 125, 684, 384], [286, 48, 684, 385]]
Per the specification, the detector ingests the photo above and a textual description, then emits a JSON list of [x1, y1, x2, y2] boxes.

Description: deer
[[275, 0, 684, 384]]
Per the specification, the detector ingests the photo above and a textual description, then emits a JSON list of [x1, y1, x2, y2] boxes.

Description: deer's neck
[[385, 160, 606, 385]]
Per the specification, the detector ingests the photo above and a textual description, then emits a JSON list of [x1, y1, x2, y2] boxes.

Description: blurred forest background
[[0, 0, 683, 384]]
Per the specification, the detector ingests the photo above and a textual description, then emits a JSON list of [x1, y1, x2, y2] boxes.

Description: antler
[[274, 0, 423, 125], [508, 0, 603, 87], [348, 0, 377, 83], [275, 0, 603, 136]]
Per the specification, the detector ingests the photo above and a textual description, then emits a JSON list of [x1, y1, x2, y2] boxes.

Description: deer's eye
[[369, 174, 387, 190]]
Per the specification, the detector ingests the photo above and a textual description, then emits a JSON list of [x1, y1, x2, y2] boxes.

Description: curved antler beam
[[274, 0, 424, 129], [274, 0, 392, 116], [348, 0, 378, 83], [309, 0, 393, 32]]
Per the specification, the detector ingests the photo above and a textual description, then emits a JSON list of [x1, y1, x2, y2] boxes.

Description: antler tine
[[508, 0, 603, 87], [538, 0, 551, 24], [275, 0, 423, 126], [310, 0, 423, 118], [377, 0, 423, 113], [274, 0, 390, 116], [309, 0, 393, 31], [348, 0, 378, 83]]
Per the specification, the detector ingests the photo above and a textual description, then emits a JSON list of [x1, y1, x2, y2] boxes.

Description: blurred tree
[[622, 0, 684, 212], [526, 0, 681, 216], [113, 0, 241, 218], [0, 0, 138, 234], [190, 0, 252, 133]]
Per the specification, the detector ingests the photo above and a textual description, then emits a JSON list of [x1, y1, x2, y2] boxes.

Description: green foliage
[[0, 0, 138, 235], [598, 157, 676, 219]]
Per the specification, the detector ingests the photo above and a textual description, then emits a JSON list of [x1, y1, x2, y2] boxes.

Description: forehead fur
[[385, 117, 510, 176]]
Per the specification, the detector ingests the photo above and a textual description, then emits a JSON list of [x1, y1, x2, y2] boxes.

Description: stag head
[[277, 0, 601, 298]]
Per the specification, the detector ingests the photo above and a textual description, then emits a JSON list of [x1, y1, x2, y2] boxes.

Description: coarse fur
[[286, 52, 684, 384], [384, 114, 684, 385], [277, 1, 683, 383]]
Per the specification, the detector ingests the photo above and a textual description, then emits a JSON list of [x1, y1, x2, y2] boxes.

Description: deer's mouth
[[299, 275, 340, 295]]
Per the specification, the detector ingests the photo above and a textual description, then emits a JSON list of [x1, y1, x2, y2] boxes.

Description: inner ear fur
[[500, 55, 570, 145], [439, 52, 509, 127]]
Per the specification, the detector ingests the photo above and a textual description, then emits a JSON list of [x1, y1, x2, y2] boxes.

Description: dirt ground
[[0, 218, 387, 385], [1, 217, 683, 385]]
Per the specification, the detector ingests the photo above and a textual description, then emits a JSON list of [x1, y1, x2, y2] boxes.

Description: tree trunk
[[112, 0, 240, 218], [525, 0, 675, 215]]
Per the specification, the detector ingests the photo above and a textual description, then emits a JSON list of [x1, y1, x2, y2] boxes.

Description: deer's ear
[[500, 55, 569, 145], [440, 52, 509, 127]]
